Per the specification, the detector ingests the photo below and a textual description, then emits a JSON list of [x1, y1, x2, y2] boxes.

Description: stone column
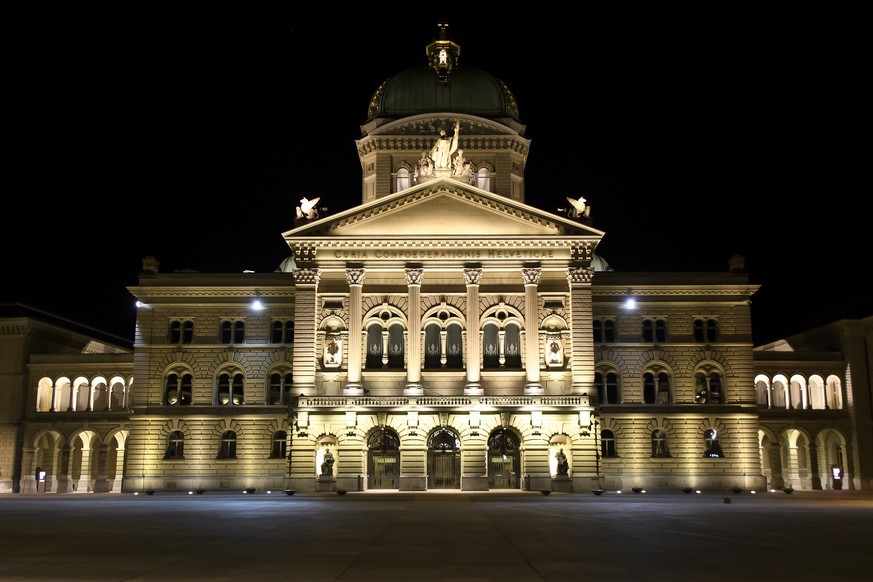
[[292, 268, 321, 396], [54, 447, 70, 493], [93, 444, 110, 493], [567, 267, 595, 396], [113, 445, 126, 493], [464, 268, 483, 395], [345, 267, 365, 395], [522, 267, 542, 395], [76, 446, 92, 493], [405, 268, 423, 394]]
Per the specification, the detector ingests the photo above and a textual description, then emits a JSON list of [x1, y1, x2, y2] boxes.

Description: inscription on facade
[[332, 248, 557, 259]]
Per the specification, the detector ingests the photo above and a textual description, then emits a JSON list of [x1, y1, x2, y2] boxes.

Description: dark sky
[[5, 3, 872, 345]]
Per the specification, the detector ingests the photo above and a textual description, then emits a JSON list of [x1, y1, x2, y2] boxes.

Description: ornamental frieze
[[566, 267, 594, 285]]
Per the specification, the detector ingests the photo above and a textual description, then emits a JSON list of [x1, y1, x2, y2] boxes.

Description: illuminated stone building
[[2, 24, 869, 495]]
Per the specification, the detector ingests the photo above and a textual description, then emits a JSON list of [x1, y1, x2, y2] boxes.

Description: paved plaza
[[1, 489, 872, 581]]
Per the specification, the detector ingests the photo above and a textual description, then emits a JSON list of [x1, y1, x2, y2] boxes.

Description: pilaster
[[405, 267, 424, 394], [567, 267, 595, 396], [292, 268, 320, 395], [464, 267, 483, 395], [345, 267, 365, 395], [522, 267, 542, 395]]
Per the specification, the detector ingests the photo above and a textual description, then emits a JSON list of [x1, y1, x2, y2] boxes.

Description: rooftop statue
[[296, 196, 321, 220], [430, 119, 460, 170]]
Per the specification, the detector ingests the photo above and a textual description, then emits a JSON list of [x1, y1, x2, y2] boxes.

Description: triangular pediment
[[282, 178, 603, 240]]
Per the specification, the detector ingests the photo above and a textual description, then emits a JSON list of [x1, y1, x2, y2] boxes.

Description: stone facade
[[1, 26, 868, 496]]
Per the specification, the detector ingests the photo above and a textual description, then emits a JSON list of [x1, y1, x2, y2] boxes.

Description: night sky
[[5, 3, 872, 345]]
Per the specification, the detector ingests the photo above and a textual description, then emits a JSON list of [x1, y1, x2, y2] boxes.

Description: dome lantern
[[426, 20, 460, 82]]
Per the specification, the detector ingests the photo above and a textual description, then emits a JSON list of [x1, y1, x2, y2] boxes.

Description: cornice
[[130, 287, 296, 300], [357, 135, 530, 157], [592, 286, 757, 298]]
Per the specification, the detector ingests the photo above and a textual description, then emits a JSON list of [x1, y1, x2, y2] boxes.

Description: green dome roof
[[366, 65, 520, 122]]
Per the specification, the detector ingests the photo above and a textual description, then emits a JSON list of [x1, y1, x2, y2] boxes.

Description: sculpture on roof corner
[[565, 195, 592, 224], [296, 196, 320, 221]]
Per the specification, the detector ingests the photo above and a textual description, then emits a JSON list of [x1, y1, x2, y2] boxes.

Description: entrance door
[[428, 428, 460, 489], [367, 429, 400, 489], [488, 428, 520, 489]]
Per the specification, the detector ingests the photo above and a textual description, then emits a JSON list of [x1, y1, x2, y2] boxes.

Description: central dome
[[365, 22, 520, 128], [366, 65, 520, 122]]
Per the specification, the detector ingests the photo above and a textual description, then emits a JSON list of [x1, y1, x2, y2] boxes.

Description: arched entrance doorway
[[488, 428, 520, 489], [427, 428, 460, 489], [367, 428, 400, 489]]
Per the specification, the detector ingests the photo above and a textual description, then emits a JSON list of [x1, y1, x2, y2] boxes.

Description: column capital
[[566, 266, 594, 285], [345, 267, 365, 286], [463, 268, 483, 286], [292, 268, 321, 286], [521, 267, 541, 286], [405, 268, 424, 286]]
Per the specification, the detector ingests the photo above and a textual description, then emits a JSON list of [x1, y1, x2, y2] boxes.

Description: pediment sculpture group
[[415, 119, 473, 183]]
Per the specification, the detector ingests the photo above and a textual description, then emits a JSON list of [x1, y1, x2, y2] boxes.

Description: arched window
[[476, 167, 491, 192], [643, 371, 671, 404], [604, 319, 616, 342], [269, 372, 293, 405], [643, 319, 654, 342], [165, 373, 192, 405], [504, 323, 521, 368], [271, 430, 287, 458], [396, 168, 411, 192], [217, 431, 237, 459], [446, 324, 463, 368], [424, 321, 463, 369], [217, 372, 244, 405], [169, 320, 181, 343], [483, 324, 500, 368], [755, 377, 770, 406], [109, 377, 126, 410], [92, 378, 108, 411], [651, 429, 670, 458], [694, 370, 724, 404], [704, 429, 724, 458], [826, 376, 843, 410], [272, 320, 294, 343], [164, 431, 184, 459], [366, 323, 384, 368], [693, 318, 718, 342], [74, 378, 91, 411], [655, 319, 667, 342], [643, 319, 667, 342], [595, 372, 619, 404], [424, 323, 442, 368], [221, 320, 245, 344], [772, 378, 788, 408], [182, 320, 193, 343], [36, 377, 53, 412], [387, 323, 405, 368], [601, 429, 617, 458], [170, 320, 194, 344], [593, 319, 617, 343], [789, 376, 806, 409]]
